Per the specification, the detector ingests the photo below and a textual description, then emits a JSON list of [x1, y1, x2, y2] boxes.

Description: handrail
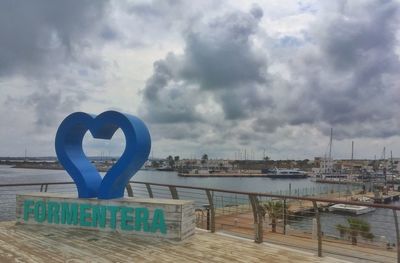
[[1, 180, 399, 210], [131, 181, 400, 210], [0, 182, 75, 187]]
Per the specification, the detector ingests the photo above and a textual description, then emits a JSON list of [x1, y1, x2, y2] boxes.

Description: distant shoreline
[[8, 162, 63, 170], [1, 162, 111, 172], [12, 164, 63, 170]]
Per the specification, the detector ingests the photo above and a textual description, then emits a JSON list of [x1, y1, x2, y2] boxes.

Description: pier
[[0, 221, 345, 263], [371, 193, 400, 204], [314, 179, 363, 185]]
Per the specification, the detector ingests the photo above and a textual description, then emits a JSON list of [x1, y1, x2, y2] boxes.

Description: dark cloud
[[149, 123, 205, 141], [26, 86, 85, 128], [282, 0, 400, 138], [0, 0, 109, 76], [119, 0, 222, 48], [180, 8, 267, 90], [99, 25, 120, 41], [141, 7, 272, 123], [252, 116, 284, 134], [143, 86, 203, 124], [0, 0, 111, 130], [128, 0, 180, 18]]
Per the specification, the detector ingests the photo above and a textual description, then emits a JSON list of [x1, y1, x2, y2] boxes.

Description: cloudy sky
[[1, 0, 400, 160]]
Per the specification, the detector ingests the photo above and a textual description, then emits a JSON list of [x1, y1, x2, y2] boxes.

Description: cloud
[[26, 86, 86, 128], [0, 0, 109, 77], [282, 0, 400, 138], [0, 0, 111, 130], [180, 6, 266, 90], [141, 6, 272, 124], [137, 0, 400, 159]]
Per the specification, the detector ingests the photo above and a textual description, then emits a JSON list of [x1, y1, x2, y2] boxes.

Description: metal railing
[[0, 180, 399, 263]]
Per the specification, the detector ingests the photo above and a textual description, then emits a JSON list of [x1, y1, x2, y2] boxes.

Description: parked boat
[[261, 168, 308, 178], [328, 204, 375, 215], [156, 165, 175, 171], [352, 196, 373, 203]]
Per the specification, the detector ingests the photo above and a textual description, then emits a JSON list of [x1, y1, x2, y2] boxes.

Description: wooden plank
[[0, 221, 348, 263]]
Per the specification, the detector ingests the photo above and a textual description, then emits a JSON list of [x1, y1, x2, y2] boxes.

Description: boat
[[328, 204, 375, 215], [316, 128, 349, 181], [156, 165, 175, 171], [261, 168, 308, 178], [352, 196, 373, 203]]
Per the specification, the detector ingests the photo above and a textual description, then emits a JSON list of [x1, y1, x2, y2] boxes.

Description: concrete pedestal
[[16, 193, 195, 241]]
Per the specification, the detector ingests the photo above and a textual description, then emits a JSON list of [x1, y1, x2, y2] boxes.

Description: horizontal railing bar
[[0, 182, 75, 187]]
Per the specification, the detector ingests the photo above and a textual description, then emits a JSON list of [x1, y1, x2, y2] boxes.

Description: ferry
[[261, 168, 308, 178]]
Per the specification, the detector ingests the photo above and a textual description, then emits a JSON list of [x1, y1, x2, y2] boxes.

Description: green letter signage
[[151, 209, 167, 234], [61, 202, 78, 225]]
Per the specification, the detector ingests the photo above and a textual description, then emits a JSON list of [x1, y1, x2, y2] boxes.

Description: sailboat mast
[[328, 128, 333, 174], [383, 147, 387, 186], [391, 150, 393, 172], [351, 141, 354, 160]]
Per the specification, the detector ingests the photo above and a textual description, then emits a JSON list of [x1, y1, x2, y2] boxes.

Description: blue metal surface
[[55, 111, 151, 199]]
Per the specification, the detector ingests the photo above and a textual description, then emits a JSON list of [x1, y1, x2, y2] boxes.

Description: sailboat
[[317, 128, 346, 180]]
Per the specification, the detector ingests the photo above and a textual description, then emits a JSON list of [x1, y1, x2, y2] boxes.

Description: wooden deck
[[0, 221, 347, 263]]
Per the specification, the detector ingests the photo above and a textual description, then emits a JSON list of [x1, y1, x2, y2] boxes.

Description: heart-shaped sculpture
[[55, 111, 151, 199]]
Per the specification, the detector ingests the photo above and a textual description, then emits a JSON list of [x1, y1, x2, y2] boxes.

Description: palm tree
[[335, 218, 374, 245], [201, 154, 208, 168], [336, 223, 347, 238], [263, 200, 284, 232], [201, 154, 208, 162], [166, 155, 175, 168]]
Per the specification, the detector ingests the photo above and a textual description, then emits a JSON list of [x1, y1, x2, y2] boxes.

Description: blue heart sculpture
[[55, 111, 151, 199]]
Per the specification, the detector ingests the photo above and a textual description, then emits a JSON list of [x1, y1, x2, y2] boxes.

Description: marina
[[178, 168, 309, 178]]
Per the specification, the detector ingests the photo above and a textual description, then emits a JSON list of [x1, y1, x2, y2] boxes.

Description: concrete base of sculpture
[[16, 193, 195, 241]]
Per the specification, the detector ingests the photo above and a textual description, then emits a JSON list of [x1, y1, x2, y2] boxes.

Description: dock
[[349, 191, 400, 204], [314, 179, 363, 185], [0, 221, 347, 263], [178, 173, 269, 177], [371, 194, 400, 203]]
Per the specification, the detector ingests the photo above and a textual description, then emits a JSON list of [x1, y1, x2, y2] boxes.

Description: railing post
[[125, 183, 133, 197], [205, 190, 216, 233], [393, 209, 400, 263], [283, 198, 287, 235], [312, 201, 322, 257], [145, 183, 153, 198], [40, 184, 48, 192], [169, 186, 179, 199], [249, 194, 263, 243]]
